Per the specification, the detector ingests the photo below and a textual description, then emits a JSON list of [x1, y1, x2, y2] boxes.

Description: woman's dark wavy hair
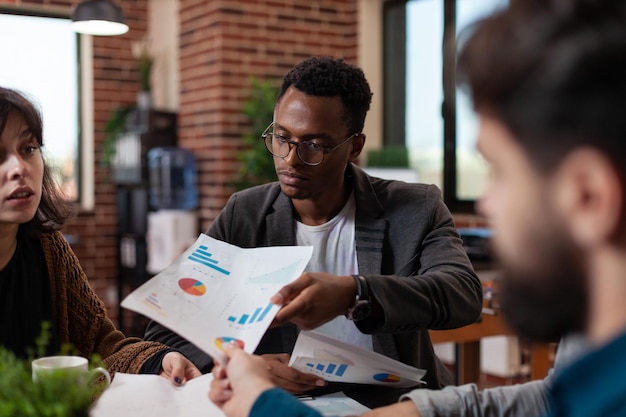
[[276, 56, 373, 134], [457, 0, 626, 175], [0, 87, 75, 235]]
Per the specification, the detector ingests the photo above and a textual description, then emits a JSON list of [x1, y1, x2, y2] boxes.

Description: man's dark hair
[[277, 56, 373, 134], [457, 1, 626, 175], [0, 87, 75, 234]]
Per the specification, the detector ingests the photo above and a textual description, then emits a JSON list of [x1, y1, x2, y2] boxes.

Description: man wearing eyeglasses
[[145, 56, 482, 407]]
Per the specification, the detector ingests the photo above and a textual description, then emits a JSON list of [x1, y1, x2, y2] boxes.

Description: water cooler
[[146, 146, 199, 274]]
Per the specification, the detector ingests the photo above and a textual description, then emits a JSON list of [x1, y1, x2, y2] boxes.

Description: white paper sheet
[[90, 373, 223, 417], [90, 373, 369, 417], [121, 233, 313, 364], [289, 331, 426, 388], [302, 392, 371, 416]]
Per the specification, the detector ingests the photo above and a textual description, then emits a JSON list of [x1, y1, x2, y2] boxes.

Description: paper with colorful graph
[[121, 233, 313, 364], [289, 331, 426, 388]]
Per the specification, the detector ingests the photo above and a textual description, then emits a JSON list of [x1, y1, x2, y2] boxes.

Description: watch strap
[[352, 274, 370, 302], [346, 275, 371, 321]]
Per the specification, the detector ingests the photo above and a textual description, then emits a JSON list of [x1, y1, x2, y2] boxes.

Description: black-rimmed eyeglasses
[[262, 122, 359, 166]]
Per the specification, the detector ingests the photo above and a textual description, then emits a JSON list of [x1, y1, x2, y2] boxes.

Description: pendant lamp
[[70, 0, 129, 36]]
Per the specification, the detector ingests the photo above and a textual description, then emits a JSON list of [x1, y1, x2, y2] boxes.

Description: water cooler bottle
[[146, 146, 199, 274]]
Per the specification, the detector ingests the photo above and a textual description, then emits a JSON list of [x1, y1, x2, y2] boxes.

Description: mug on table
[[31, 355, 111, 386]]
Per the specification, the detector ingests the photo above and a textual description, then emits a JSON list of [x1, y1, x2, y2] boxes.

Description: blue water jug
[[147, 147, 198, 210]]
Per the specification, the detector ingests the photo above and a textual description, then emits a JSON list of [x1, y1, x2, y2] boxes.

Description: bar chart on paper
[[121, 233, 313, 363], [227, 302, 274, 327], [290, 331, 427, 388], [187, 245, 231, 275], [305, 361, 349, 378], [293, 355, 421, 387]]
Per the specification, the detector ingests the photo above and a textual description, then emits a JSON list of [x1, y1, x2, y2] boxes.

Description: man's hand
[[210, 343, 276, 417], [159, 351, 202, 385], [362, 400, 421, 417], [270, 272, 356, 329], [261, 353, 326, 395]]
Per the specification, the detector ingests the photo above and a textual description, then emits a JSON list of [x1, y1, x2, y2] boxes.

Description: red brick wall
[[1, 0, 359, 325], [177, 0, 359, 231]]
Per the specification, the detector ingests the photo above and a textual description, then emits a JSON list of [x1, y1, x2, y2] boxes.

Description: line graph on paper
[[247, 260, 304, 285]]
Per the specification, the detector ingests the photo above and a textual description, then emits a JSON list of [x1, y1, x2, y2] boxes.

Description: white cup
[[31, 355, 111, 386]]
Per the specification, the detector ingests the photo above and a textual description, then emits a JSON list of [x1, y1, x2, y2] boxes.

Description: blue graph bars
[[306, 362, 348, 377], [228, 302, 274, 325], [187, 245, 231, 275]]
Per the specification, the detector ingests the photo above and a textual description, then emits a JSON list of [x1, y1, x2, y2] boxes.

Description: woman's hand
[[160, 351, 202, 385]]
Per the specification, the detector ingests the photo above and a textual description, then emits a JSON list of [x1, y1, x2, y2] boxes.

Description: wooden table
[[429, 311, 552, 385]]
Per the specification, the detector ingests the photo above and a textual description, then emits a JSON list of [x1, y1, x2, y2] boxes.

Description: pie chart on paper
[[373, 373, 401, 383], [214, 337, 245, 352], [178, 278, 207, 296]]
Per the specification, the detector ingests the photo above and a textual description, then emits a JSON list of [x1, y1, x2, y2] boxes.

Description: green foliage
[[0, 323, 105, 417], [366, 146, 410, 168], [138, 53, 153, 93], [233, 77, 279, 190], [132, 39, 154, 92], [102, 105, 134, 167]]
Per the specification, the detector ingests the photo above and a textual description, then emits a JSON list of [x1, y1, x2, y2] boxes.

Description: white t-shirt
[[295, 192, 373, 351]]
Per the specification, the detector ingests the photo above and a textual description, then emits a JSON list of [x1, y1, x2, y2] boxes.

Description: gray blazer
[[145, 164, 482, 392]]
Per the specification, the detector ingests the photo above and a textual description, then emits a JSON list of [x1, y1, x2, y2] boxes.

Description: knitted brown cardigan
[[41, 230, 168, 376]]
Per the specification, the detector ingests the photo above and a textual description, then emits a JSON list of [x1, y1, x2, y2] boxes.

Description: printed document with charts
[[290, 331, 426, 388], [121, 233, 312, 364]]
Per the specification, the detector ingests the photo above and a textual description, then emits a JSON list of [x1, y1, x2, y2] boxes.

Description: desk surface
[[430, 312, 510, 344], [429, 312, 553, 384]]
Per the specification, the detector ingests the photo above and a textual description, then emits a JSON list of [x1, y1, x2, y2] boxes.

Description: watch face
[[350, 300, 371, 321]]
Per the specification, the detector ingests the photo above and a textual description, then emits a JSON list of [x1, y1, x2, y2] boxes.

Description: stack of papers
[[290, 331, 426, 388]]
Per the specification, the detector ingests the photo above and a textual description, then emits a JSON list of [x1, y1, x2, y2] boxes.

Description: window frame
[[383, 0, 476, 213], [0, 6, 94, 211]]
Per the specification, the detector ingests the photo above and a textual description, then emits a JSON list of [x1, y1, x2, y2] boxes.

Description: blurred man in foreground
[[210, 1, 626, 417]]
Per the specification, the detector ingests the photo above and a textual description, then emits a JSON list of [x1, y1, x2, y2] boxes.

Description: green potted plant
[[132, 38, 154, 109], [102, 105, 134, 168], [0, 325, 105, 417], [366, 146, 410, 168], [233, 77, 279, 190], [101, 40, 154, 171], [364, 146, 419, 183]]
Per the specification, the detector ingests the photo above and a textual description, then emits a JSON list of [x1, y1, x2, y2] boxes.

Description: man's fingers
[[209, 383, 232, 404], [263, 354, 326, 393], [271, 275, 311, 305], [272, 299, 301, 326], [212, 363, 226, 379]]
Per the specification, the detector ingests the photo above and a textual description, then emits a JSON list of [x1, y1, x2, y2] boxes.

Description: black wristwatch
[[346, 274, 371, 321]]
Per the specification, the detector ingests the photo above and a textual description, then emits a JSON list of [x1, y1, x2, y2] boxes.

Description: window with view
[[385, 0, 508, 211], [0, 13, 80, 202]]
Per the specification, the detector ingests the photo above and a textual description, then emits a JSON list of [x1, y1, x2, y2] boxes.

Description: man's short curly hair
[[277, 56, 373, 134]]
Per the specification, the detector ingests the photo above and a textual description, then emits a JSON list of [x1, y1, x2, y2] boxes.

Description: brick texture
[[0, 0, 359, 325], [178, 0, 359, 231]]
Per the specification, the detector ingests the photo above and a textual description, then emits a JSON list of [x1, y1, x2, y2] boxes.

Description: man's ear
[[349, 134, 366, 162], [553, 147, 624, 248]]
